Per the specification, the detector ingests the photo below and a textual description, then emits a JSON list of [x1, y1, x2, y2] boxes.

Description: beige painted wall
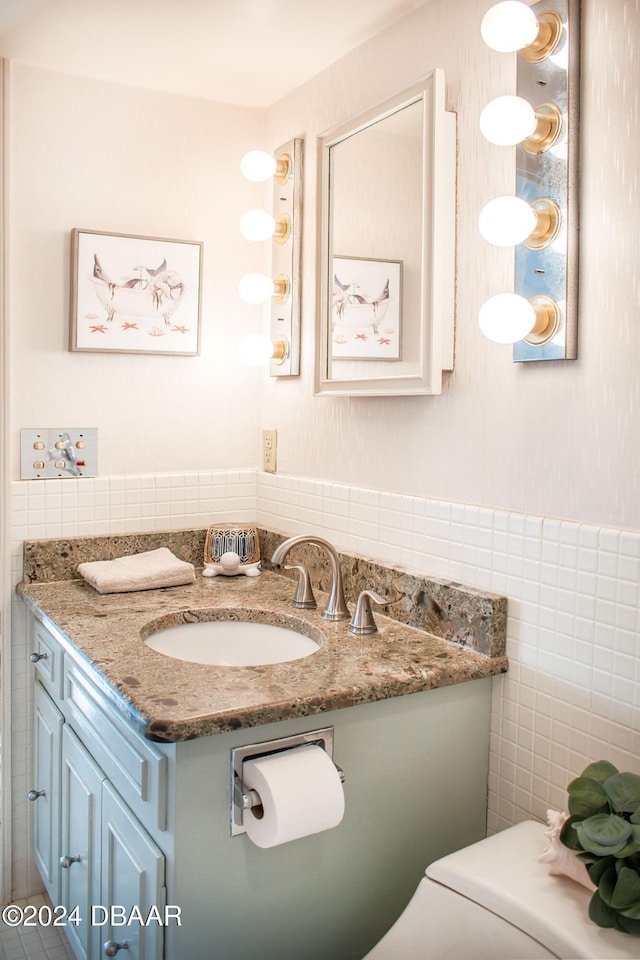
[[10, 1, 639, 531], [264, 0, 640, 533], [9, 65, 267, 478]]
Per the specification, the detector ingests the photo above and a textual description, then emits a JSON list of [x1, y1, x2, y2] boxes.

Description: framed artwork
[[70, 229, 203, 355], [331, 256, 402, 360]]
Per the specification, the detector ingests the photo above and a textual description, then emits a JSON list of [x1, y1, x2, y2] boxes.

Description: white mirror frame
[[315, 69, 456, 397]]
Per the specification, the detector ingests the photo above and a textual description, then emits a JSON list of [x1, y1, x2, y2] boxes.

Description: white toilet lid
[[426, 820, 640, 960]]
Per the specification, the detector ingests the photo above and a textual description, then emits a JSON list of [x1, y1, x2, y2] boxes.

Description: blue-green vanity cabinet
[[29, 610, 495, 960]]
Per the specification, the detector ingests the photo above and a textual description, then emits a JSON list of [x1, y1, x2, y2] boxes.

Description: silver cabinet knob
[[29, 652, 48, 663], [27, 789, 46, 801], [59, 855, 81, 868], [104, 941, 129, 956]]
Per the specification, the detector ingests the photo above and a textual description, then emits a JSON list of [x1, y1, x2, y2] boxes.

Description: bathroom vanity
[[20, 532, 507, 960]]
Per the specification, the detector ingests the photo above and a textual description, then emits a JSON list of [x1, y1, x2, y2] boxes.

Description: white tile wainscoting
[[8, 469, 640, 899]]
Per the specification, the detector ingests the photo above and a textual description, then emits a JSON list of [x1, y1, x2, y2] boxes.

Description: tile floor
[[0, 895, 74, 960]]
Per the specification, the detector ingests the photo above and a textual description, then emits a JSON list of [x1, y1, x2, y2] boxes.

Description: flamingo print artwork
[[90, 254, 186, 326], [330, 256, 402, 361], [71, 230, 202, 355]]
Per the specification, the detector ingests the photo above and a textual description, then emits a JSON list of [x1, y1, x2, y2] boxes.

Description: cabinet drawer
[[65, 663, 168, 832], [31, 620, 64, 703]]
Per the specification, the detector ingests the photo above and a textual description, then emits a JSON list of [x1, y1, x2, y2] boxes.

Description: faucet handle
[[284, 564, 317, 609], [348, 590, 392, 636]]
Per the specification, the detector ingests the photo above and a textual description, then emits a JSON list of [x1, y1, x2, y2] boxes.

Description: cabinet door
[[61, 724, 104, 960], [100, 781, 165, 960], [33, 682, 63, 903]]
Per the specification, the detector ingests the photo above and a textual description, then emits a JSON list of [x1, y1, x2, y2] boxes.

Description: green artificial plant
[[561, 760, 640, 935]]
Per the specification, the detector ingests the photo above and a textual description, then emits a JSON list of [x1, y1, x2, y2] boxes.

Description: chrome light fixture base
[[513, 0, 580, 362]]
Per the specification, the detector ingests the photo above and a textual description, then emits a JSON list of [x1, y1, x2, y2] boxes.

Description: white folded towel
[[77, 547, 196, 594]]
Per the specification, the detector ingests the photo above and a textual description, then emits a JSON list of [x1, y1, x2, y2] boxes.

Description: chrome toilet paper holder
[[230, 726, 345, 837]]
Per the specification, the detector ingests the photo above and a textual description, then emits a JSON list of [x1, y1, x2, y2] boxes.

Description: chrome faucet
[[271, 535, 350, 621]]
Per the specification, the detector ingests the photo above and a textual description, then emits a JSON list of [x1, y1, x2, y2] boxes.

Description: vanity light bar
[[269, 137, 303, 377], [479, 0, 580, 361], [513, 0, 579, 361], [237, 140, 303, 375]]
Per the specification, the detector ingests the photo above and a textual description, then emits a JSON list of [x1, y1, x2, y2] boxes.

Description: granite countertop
[[19, 569, 508, 743]]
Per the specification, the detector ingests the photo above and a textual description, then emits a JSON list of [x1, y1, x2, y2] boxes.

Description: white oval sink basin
[[144, 619, 320, 666]]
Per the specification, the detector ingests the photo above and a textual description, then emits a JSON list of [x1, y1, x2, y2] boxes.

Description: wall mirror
[[315, 69, 456, 397]]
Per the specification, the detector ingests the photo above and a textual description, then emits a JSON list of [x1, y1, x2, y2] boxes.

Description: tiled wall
[[8, 469, 640, 897]]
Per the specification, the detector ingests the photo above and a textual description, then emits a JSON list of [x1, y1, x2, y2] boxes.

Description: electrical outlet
[[20, 428, 98, 479], [263, 429, 277, 474]]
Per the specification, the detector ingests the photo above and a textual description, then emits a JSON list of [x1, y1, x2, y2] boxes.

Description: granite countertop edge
[[18, 572, 508, 743]]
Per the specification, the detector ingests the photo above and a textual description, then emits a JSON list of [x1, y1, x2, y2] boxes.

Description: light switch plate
[[20, 428, 98, 479]]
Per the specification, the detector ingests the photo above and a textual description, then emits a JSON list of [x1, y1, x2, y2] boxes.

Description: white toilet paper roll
[[242, 744, 345, 848]]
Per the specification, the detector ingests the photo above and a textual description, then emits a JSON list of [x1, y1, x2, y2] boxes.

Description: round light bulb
[[237, 273, 275, 304], [237, 334, 275, 366], [240, 150, 277, 182], [478, 196, 538, 246], [481, 1, 538, 52], [240, 209, 276, 241], [478, 293, 536, 344], [480, 96, 537, 146]]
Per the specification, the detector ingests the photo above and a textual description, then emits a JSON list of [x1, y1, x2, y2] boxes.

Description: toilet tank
[[367, 821, 640, 960], [366, 871, 557, 959], [426, 820, 640, 960]]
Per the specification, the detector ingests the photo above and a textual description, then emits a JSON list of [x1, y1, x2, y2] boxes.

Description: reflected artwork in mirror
[[316, 70, 456, 397], [332, 256, 402, 361]]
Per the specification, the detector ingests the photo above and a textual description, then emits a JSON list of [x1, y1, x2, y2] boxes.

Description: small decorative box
[[202, 524, 261, 578]]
